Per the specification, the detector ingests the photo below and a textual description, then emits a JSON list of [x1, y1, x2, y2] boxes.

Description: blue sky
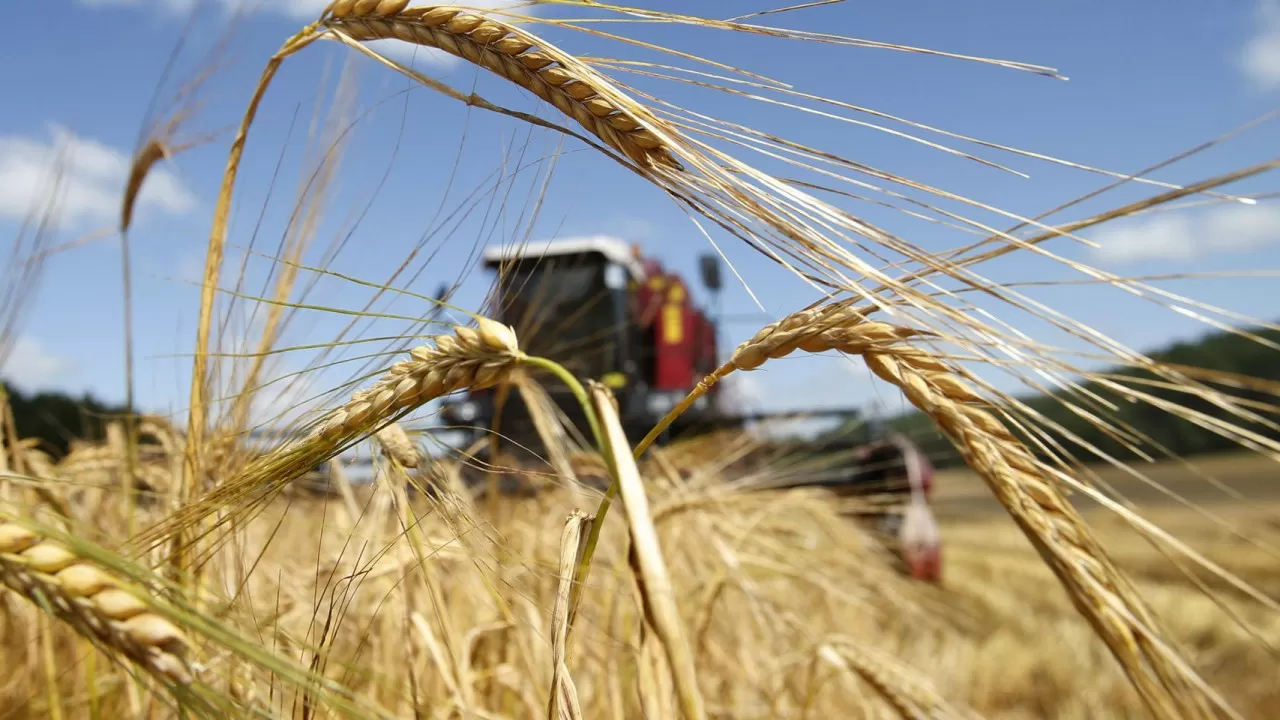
[[2, 0, 1278, 432]]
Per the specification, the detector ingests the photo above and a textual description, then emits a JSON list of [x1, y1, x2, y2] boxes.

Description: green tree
[[2, 381, 128, 457], [826, 323, 1280, 466]]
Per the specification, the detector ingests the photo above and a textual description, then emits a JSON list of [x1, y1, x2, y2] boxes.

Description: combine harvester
[[438, 238, 943, 581]]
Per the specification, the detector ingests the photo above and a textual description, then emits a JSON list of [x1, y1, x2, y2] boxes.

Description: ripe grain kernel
[[0, 518, 193, 685]]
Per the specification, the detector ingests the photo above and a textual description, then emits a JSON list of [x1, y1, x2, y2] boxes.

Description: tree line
[[1, 383, 128, 457], [5, 320, 1279, 463], [842, 323, 1280, 467]]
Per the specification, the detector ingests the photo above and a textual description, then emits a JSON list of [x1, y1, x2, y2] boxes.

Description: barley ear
[[0, 515, 194, 685], [134, 319, 523, 553], [667, 302, 1236, 720], [376, 422, 422, 468], [820, 643, 982, 720], [860, 350, 1233, 719], [319, 3, 681, 169]]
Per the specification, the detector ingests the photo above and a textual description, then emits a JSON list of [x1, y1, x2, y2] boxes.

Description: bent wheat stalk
[[642, 302, 1236, 720], [547, 510, 591, 720], [0, 516, 194, 685], [590, 381, 705, 720]]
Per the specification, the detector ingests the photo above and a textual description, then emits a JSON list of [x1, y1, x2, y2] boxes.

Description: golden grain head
[[0, 524, 38, 553], [23, 542, 80, 573], [93, 588, 150, 620], [320, 4, 680, 169], [0, 521, 195, 687], [55, 563, 116, 597]]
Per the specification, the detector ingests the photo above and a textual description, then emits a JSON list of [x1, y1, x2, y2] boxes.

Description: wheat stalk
[[321, 2, 679, 169], [0, 516, 194, 685], [547, 509, 590, 720], [646, 302, 1235, 720], [590, 381, 706, 720]]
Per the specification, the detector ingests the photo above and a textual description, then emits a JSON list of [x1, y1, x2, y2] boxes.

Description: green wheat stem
[[515, 355, 615, 625], [634, 369, 731, 460]]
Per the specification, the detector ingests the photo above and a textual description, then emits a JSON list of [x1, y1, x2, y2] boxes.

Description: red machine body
[[630, 252, 720, 398]]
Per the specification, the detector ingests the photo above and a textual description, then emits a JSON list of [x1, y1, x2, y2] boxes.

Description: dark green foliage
[[843, 324, 1280, 468], [1, 382, 128, 458]]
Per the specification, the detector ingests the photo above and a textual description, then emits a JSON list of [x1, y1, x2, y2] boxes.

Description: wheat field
[[4, 433, 1278, 719], [2, 2, 1279, 719]]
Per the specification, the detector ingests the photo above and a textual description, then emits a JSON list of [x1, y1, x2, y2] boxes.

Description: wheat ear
[[137, 318, 522, 551], [312, 317, 521, 442], [0, 517, 194, 685], [657, 302, 1232, 720], [320, 2, 678, 169], [375, 421, 422, 468], [820, 642, 981, 720]]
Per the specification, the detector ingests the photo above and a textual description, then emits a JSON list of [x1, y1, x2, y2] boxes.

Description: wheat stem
[[519, 355, 603, 449], [514, 354, 615, 623], [589, 382, 706, 720]]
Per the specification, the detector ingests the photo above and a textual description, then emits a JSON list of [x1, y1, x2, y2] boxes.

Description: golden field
[[2, 2, 1277, 719], [3, 431, 1278, 719]]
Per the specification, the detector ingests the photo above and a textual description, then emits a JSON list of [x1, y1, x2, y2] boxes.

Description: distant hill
[[837, 323, 1280, 467], [6, 321, 1278, 464]]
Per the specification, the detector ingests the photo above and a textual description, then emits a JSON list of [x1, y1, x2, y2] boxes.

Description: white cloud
[[720, 372, 764, 414], [2, 337, 76, 391], [0, 126, 195, 230], [1243, 0, 1280, 88], [80, 0, 536, 70], [250, 371, 318, 427], [1090, 205, 1280, 265]]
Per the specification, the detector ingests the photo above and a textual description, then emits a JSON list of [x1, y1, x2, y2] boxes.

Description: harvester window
[[503, 263, 600, 307], [496, 257, 617, 379], [604, 263, 627, 290]]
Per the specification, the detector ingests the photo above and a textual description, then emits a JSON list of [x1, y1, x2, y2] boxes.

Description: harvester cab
[[439, 238, 727, 450], [436, 238, 943, 582]]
